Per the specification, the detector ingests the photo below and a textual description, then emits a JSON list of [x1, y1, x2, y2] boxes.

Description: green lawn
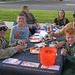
[[0, 9, 73, 23], [0, 9, 73, 41]]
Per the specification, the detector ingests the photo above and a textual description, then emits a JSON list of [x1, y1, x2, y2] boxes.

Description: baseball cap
[[0, 20, 8, 28]]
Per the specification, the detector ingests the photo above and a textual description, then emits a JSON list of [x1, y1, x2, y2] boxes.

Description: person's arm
[[30, 13, 38, 23], [30, 13, 40, 29], [0, 45, 25, 59], [50, 32, 61, 38], [52, 23, 70, 37], [10, 26, 20, 44], [65, 52, 75, 63], [62, 42, 75, 63], [55, 41, 65, 49], [25, 27, 29, 41], [65, 18, 69, 24], [53, 18, 57, 26], [0, 47, 17, 59]]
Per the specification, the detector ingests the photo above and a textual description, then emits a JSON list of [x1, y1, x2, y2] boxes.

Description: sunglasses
[[0, 27, 7, 31]]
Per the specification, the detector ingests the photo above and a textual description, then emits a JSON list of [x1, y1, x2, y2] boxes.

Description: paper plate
[[29, 33, 43, 42], [30, 47, 39, 54]]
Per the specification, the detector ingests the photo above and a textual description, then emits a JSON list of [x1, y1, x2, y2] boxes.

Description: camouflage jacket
[[0, 37, 17, 59]]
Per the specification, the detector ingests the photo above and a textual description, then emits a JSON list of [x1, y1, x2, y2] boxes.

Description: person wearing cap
[[0, 20, 25, 59]]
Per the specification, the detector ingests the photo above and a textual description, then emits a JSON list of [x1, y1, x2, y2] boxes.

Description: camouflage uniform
[[0, 20, 18, 59], [0, 37, 18, 59], [58, 22, 75, 37]]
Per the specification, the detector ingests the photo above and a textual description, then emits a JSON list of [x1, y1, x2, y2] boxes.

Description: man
[[0, 20, 25, 59]]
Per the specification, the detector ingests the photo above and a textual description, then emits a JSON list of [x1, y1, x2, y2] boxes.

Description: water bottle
[[42, 39, 45, 47], [46, 22, 49, 29], [50, 25, 54, 32], [47, 23, 50, 34]]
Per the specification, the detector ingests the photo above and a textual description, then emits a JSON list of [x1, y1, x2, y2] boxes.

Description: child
[[61, 27, 75, 75], [10, 13, 29, 46], [54, 9, 69, 26]]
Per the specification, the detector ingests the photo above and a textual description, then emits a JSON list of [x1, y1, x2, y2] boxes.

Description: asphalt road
[[0, 1, 75, 11]]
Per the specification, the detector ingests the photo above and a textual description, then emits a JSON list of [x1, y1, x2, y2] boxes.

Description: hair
[[73, 14, 75, 18], [17, 12, 26, 18], [20, 10, 29, 18], [20, 5, 32, 20], [64, 27, 75, 36], [20, 5, 28, 11], [57, 10, 66, 25]]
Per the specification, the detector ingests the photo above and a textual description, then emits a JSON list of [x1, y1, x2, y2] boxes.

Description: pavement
[[5, 21, 45, 29], [5, 21, 13, 29]]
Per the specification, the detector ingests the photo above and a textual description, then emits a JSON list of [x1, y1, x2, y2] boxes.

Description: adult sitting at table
[[13, 5, 40, 35], [0, 20, 25, 59], [53, 9, 69, 26]]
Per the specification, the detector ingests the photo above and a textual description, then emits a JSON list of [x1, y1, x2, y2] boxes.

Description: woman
[[20, 5, 40, 35], [54, 10, 69, 26]]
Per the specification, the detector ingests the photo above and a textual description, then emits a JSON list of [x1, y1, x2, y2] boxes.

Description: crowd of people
[[0, 5, 75, 75]]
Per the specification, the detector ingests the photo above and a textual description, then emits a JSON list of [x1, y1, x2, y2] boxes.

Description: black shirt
[[54, 18, 69, 26]]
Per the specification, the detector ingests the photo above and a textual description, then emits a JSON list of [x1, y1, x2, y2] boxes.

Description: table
[[0, 36, 65, 75]]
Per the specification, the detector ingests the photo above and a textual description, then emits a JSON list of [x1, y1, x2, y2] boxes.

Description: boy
[[61, 27, 75, 75], [10, 13, 29, 46]]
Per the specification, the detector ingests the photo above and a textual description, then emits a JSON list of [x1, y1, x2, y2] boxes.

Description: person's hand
[[29, 24, 32, 29], [55, 41, 65, 49], [37, 25, 41, 29], [61, 48, 67, 56], [50, 32, 54, 38], [17, 40, 27, 46], [36, 23, 40, 29], [16, 45, 25, 52]]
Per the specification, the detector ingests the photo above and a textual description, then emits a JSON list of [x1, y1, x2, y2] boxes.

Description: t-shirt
[[54, 18, 69, 26], [10, 25, 29, 43]]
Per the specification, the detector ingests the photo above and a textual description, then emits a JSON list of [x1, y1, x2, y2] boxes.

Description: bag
[[39, 47, 57, 66]]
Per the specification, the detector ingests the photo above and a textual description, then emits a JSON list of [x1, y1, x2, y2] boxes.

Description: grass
[[0, 9, 73, 41], [0, 9, 73, 23]]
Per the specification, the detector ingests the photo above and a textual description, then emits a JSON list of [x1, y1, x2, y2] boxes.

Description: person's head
[[20, 5, 32, 20], [73, 13, 75, 22], [16, 13, 26, 26], [0, 20, 8, 37], [58, 10, 65, 19], [64, 27, 75, 45], [21, 5, 29, 13]]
